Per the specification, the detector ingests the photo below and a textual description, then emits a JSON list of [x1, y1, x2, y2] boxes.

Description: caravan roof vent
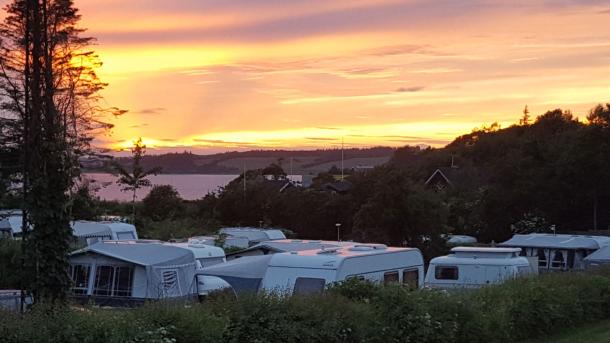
[[317, 247, 341, 254], [350, 244, 387, 251]]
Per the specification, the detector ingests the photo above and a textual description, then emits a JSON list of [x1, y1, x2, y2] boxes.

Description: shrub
[[3, 269, 610, 342]]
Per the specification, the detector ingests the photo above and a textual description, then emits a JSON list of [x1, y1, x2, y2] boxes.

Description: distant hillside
[[94, 147, 395, 175]]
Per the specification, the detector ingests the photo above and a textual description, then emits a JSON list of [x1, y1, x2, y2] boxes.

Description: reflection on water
[[82, 173, 302, 201]]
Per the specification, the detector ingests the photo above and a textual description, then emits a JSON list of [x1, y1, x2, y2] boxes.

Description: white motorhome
[[425, 247, 533, 289], [198, 244, 424, 296]]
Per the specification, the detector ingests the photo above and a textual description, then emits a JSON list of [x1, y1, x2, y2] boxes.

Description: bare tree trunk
[[20, 0, 31, 314], [132, 188, 137, 223]]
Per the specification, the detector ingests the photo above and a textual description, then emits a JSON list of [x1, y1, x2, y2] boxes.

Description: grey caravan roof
[[71, 221, 137, 239], [227, 239, 355, 257], [584, 246, 610, 263], [499, 234, 610, 250], [72, 241, 195, 267], [197, 255, 272, 294]]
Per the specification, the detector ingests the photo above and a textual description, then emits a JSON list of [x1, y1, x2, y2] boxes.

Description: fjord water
[[83, 173, 302, 201]]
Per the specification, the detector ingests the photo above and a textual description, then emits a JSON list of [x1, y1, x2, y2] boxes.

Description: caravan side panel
[[260, 267, 336, 295], [337, 250, 425, 286]]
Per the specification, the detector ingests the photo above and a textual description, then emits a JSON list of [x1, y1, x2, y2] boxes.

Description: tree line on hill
[[66, 103, 610, 260]]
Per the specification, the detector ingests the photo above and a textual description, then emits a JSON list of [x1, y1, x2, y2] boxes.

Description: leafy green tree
[[0, 0, 121, 303], [113, 138, 161, 222], [587, 103, 610, 128], [352, 167, 448, 260], [70, 183, 99, 220], [141, 184, 185, 221]]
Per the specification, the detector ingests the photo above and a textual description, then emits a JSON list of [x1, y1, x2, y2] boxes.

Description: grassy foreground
[[526, 319, 610, 343], [3, 268, 610, 342]]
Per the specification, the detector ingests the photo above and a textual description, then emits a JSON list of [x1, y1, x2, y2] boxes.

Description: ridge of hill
[[93, 147, 395, 175]]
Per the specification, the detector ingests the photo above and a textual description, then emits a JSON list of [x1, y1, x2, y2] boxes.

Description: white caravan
[[72, 221, 138, 244], [197, 244, 424, 296], [164, 240, 226, 269], [425, 247, 533, 289]]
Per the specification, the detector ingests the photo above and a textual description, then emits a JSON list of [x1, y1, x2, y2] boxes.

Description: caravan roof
[[499, 233, 610, 250], [71, 241, 194, 266], [220, 227, 286, 242], [431, 247, 528, 266], [268, 245, 416, 270], [165, 242, 225, 260], [72, 221, 138, 239], [227, 239, 356, 256]]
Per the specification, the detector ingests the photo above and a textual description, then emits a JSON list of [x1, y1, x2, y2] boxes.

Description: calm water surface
[[83, 173, 301, 201]]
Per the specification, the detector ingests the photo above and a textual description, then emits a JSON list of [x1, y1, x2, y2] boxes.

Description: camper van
[[198, 244, 424, 296], [425, 247, 533, 289]]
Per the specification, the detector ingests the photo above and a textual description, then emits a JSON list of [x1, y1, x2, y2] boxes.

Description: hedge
[[2, 268, 610, 342]]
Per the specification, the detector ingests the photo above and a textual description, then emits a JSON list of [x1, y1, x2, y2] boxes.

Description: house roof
[[71, 241, 195, 266], [425, 168, 452, 186], [499, 233, 610, 250], [323, 180, 353, 193]]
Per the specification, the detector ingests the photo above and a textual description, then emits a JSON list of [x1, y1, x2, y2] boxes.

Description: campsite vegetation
[[2, 267, 610, 342]]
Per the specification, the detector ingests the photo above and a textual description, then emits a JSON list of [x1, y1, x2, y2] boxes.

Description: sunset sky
[[27, 1, 610, 152]]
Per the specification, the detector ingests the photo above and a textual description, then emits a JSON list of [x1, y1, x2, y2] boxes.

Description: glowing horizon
[[18, 0, 610, 153]]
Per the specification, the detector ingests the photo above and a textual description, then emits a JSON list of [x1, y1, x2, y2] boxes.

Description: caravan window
[[402, 269, 419, 288], [70, 264, 90, 295], [93, 265, 134, 297], [116, 232, 135, 240], [113, 266, 134, 297], [94, 266, 114, 296], [161, 270, 180, 296], [537, 249, 547, 268], [384, 271, 399, 285], [435, 266, 459, 280], [551, 251, 565, 269], [293, 277, 325, 295]]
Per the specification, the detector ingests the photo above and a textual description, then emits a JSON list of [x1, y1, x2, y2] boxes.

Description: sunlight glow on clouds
[[55, 0, 610, 152]]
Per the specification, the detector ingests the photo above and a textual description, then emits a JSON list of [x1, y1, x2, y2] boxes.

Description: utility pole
[[243, 161, 246, 201], [335, 223, 342, 241], [341, 137, 344, 180]]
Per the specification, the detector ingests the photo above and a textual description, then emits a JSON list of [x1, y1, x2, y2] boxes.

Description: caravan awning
[[71, 241, 195, 266], [585, 246, 610, 263], [499, 234, 610, 250]]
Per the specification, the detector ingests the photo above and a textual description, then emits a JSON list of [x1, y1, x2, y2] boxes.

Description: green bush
[[0, 238, 22, 289], [3, 269, 610, 342]]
